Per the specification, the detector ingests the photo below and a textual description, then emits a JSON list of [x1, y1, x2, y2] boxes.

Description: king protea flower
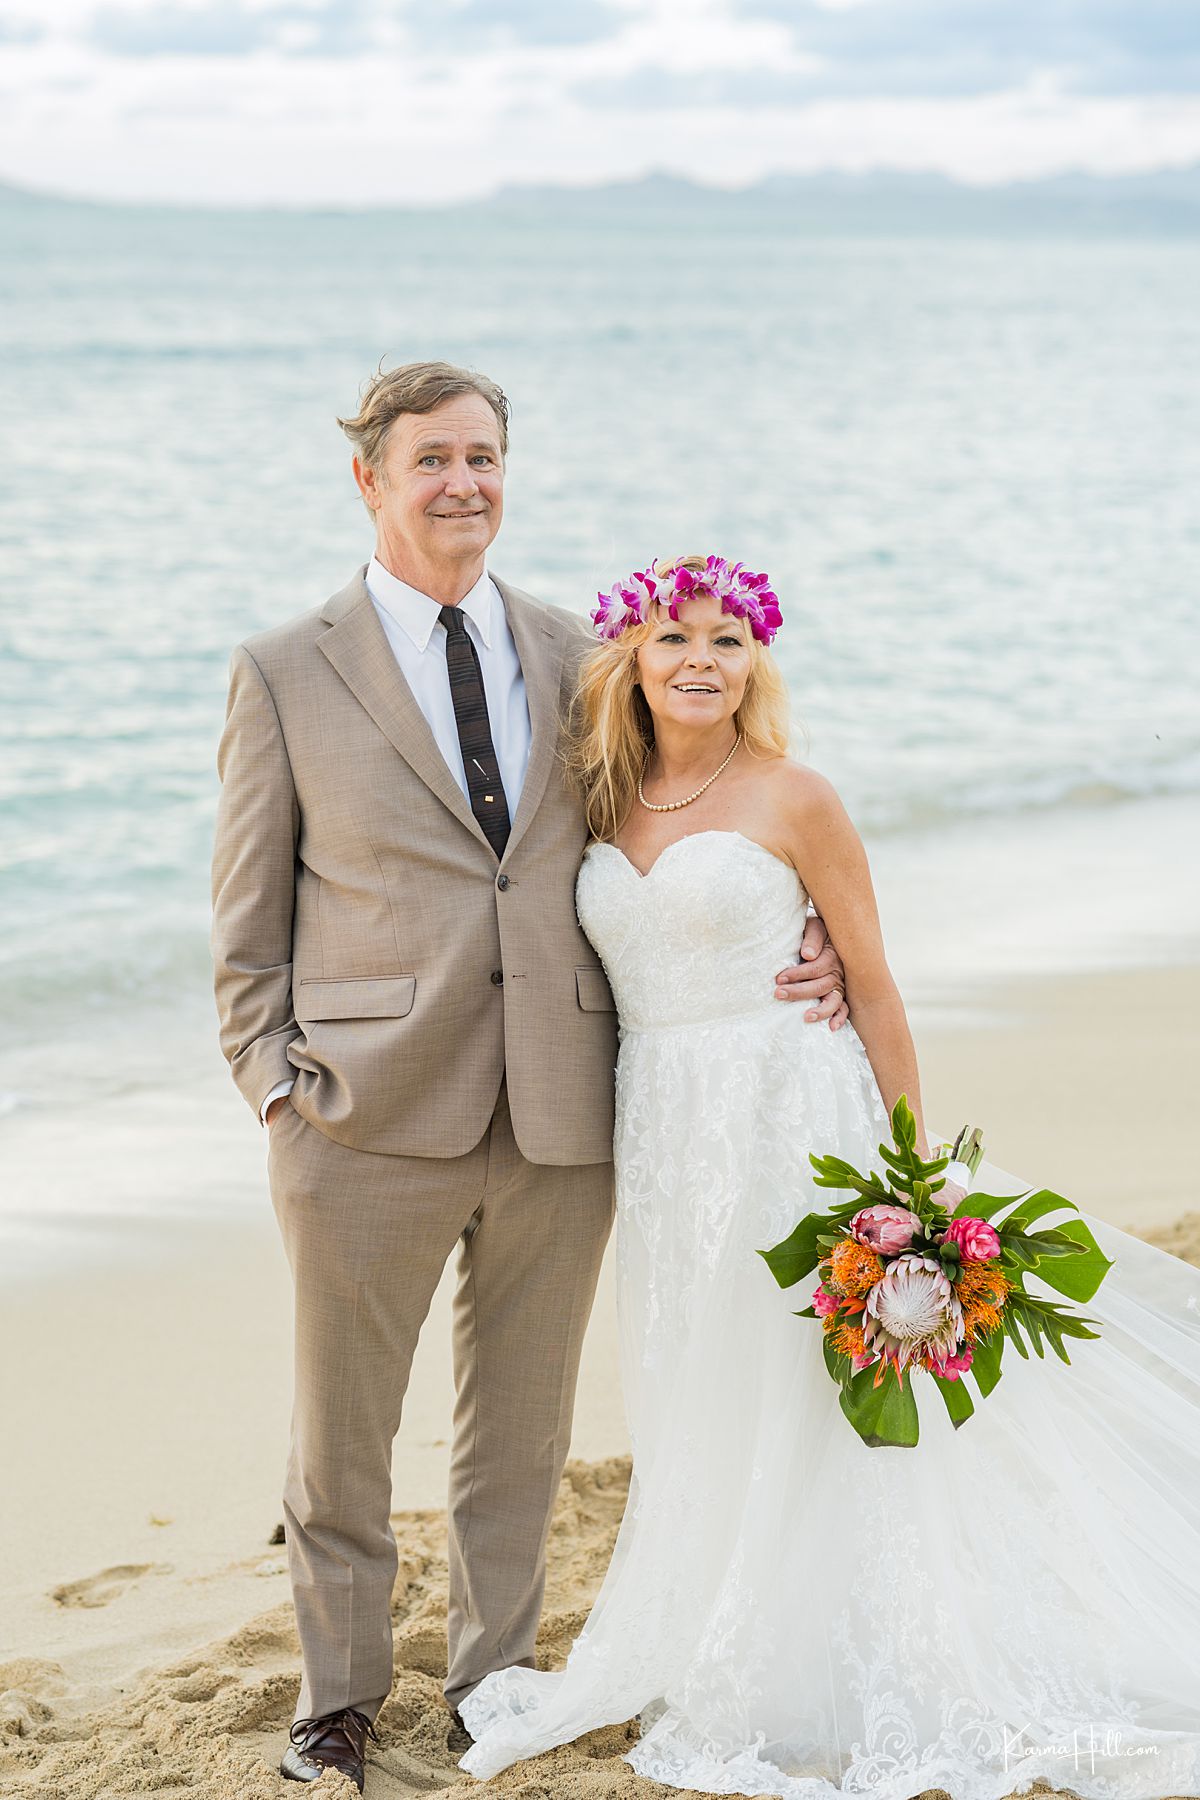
[[863, 1254, 964, 1380]]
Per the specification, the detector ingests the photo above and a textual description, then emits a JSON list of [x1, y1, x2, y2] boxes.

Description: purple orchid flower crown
[[592, 555, 783, 647]]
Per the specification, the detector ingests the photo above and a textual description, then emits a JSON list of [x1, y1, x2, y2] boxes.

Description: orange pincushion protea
[[824, 1239, 885, 1299], [823, 1312, 868, 1361], [956, 1259, 1012, 1343]]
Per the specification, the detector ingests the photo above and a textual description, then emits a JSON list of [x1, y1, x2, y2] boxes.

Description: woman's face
[[634, 592, 752, 735]]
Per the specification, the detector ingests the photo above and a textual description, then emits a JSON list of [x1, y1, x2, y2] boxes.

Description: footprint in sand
[[50, 1563, 171, 1610]]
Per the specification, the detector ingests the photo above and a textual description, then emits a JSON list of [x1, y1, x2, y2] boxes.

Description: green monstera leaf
[[953, 1186, 1113, 1304]]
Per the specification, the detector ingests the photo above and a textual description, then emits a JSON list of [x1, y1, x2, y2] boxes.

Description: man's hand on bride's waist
[[774, 912, 849, 1030]]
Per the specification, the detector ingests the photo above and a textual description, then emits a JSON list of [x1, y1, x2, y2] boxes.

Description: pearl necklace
[[638, 735, 741, 813]]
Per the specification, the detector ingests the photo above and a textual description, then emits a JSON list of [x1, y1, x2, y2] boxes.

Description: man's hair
[[337, 360, 510, 476]]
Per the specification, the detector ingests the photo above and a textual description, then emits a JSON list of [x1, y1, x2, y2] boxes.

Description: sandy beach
[[2, 958, 1198, 1799]]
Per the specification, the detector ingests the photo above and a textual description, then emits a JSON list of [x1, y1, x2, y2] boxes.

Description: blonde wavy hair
[[565, 555, 792, 843]]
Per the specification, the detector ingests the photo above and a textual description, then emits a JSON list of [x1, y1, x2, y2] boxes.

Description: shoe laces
[[289, 1707, 379, 1753]]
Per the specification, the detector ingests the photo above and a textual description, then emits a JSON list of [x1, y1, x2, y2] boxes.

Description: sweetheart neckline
[[587, 828, 798, 884]]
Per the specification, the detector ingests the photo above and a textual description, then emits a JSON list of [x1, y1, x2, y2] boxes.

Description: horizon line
[[5, 159, 1200, 216]]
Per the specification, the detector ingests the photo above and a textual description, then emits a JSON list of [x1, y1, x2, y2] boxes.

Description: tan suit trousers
[[268, 1082, 615, 1722]]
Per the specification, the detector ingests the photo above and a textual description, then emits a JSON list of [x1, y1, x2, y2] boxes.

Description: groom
[[211, 360, 847, 1790]]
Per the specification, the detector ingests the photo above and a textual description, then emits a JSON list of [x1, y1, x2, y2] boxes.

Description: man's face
[[356, 393, 505, 580]]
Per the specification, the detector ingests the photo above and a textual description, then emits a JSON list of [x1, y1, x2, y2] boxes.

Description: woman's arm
[[777, 765, 930, 1158]]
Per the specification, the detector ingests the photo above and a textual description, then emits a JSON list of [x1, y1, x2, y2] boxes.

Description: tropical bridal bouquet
[[760, 1099, 1114, 1447]]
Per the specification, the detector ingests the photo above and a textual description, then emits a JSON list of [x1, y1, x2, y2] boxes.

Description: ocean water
[[1, 192, 1199, 1237]]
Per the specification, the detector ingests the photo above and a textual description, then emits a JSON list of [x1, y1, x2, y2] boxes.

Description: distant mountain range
[[4, 166, 1200, 232], [475, 167, 1200, 233]]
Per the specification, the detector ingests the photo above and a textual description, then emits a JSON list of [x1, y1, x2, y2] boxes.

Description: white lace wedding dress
[[460, 830, 1200, 1799]]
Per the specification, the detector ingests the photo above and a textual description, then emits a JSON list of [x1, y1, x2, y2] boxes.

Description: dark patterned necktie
[[439, 604, 511, 858]]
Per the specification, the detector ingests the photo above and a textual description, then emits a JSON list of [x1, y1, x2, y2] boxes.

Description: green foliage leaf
[[808, 1154, 893, 1201], [1001, 1226, 1089, 1259], [817, 1199, 873, 1225], [1001, 1236, 1040, 1269], [823, 1335, 852, 1389], [1002, 1285, 1102, 1364], [838, 1359, 921, 1448], [1025, 1219, 1114, 1303], [951, 1189, 1026, 1222], [1004, 1307, 1031, 1359], [969, 1328, 1004, 1397], [758, 1214, 826, 1289], [931, 1372, 976, 1429], [996, 1189, 1079, 1232], [891, 1094, 918, 1151], [811, 1176, 878, 1200], [808, 1097, 952, 1218]]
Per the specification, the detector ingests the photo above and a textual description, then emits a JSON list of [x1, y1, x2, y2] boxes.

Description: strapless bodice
[[575, 829, 809, 1032]]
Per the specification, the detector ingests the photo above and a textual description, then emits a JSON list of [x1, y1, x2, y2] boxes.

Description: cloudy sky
[[3, 0, 1200, 205]]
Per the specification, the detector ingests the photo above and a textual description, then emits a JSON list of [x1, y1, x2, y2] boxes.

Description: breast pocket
[[576, 967, 615, 1012]]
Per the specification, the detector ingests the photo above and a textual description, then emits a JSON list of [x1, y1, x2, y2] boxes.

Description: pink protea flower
[[942, 1216, 1001, 1262], [863, 1254, 964, 1376], [850, 1203, 922, 1256], [812, 1283, 840, 1317]]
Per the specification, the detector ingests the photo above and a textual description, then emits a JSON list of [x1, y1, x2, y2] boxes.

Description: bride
[[459, 555, 1200, 1799]]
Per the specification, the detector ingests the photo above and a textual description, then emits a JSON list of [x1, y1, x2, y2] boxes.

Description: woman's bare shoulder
[[757, 755, 845, 821]]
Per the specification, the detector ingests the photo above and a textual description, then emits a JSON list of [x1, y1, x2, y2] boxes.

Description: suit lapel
[[494, 576, 568, 863], [317, 568, 490, 850], [317, 568, 573, 860]]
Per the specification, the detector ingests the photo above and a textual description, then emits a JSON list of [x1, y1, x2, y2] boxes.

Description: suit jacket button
[[497, 874, 510, 891], [491, 969, 504, 986]]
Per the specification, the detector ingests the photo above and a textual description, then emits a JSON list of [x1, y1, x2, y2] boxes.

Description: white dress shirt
[[260, 557, 533, 1124], [365, 556, 532, 814]]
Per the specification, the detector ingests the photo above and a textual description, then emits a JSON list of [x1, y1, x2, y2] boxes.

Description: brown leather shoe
[[280, 1707, 377, 1791], [447, 1708, 474, 1755]]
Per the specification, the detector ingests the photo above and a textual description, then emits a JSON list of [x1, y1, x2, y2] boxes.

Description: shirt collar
[[366, 556, 497, 653]]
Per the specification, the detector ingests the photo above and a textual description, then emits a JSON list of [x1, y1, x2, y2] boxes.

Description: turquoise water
[[2, 193, 1200, 1116]]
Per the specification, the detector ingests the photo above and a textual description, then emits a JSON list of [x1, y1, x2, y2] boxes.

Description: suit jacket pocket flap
[[295, 976, 417, 1022], [575, 967, 615, 1012]]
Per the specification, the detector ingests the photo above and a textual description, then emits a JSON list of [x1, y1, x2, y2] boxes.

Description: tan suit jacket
[[211, 567, 617, 1163]]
